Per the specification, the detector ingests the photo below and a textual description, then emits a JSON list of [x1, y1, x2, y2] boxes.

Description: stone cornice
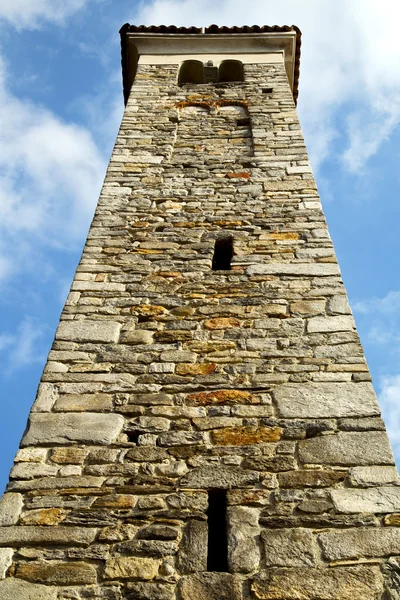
[[120, 24, 301, 105]]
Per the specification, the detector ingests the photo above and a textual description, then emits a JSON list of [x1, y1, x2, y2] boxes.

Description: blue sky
[[1, 0, 400, 492]]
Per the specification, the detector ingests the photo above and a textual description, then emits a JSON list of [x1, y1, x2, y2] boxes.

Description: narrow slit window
[[207, 490, 228, 572], [212, 237, 233, 271]]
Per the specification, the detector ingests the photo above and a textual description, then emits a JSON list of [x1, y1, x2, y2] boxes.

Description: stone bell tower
[[1, 23, 400, 600]]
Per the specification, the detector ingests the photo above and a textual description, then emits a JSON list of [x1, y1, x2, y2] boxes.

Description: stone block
[[298, 431, 394, 466], [177, 520, 208, 573], [120, 328, 154, 345], [247, 263, 340, 277], [212, 426, 282, 446], [204, 317, 241, 329], [261, 528, 315, 567], [0, 579, 57, 600], [327, 295, 352, 314], [278, 469, 346, 488], [0, 526, 97, 547], [180, 573, 243, 600], [8, 475, 104, 492], [319, 527, 400, 561], [0, 548, 12, 578], [273, 382, 380, 418], [349, 466, 399, 486], [16, 561, 97, 585], [186, 389, 258, 406], [157, 431, 204, 446], [250, 566, 384, 599], [228, 507, 259, 573], [104, 556, 161, 580], [56, 320, 121, 343], [126, 582, 175, 600], [22, 413, 124, 446], [180, 465, 259, 489], [31, 383, 58, 412], [307, 316, 355, 333], [331, 486, 400, 513], [20, 508, 67, 526], [290, 300, 325, 315], [0, 494, 23, 526]]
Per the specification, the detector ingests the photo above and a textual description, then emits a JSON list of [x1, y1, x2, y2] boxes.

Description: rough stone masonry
[[0, 24, 399, 600]]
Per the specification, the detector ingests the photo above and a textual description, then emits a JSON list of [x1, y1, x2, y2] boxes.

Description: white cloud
[[379, 374, 400, 461], [353, 290, 400, 316], [0, 317, 46, 373], [0, 0, 89, 29], [0, 54, 106, 283], [137, 0, 400, 171]]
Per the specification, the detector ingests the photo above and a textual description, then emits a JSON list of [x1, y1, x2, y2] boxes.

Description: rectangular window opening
[[207, 489, 228, 572], [262, 87, 273, 94], [212, 237, 233, 271]]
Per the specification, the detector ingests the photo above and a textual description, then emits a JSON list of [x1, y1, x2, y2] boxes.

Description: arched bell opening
[[179, 60, 204, 85], [218, 60, 244, 83]]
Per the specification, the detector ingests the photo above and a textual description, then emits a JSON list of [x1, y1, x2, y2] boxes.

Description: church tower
[[1, 24, 400, 600]]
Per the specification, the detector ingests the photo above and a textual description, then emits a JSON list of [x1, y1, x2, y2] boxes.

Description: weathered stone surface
[[212, 426, 282, 446], [247, 263, 340, 277], [278, 469, 346, 488], [22, 413, 124, 446], [50, 446, 88, 464], [0, 548, 12, 578], [126, 582, 175, 600], [307, 316, 355, 333], [348, 466, 399, 486], [20, 508, 67, 526], [57, 320, 121, 343], [138, 524, 179, 540], [0, 493, 23, 526], [176, 363, 216, 376], [332, 486, 400, 513], [16, 561, 97, 585], [319, 527, 400, 561], [274, 382, 379, 418], [204, 317, 241, 329], [8, 475, 104, 492], [180, 573, 243, 600], [261, 528, 315, 567], [298, 431, 394, 466], [32, 383, 58, 412], [0, 578, 57, 600], [186, 390, 258, 406], [120, 329, 154, 345], [104, 557, 160, 580], [177, 520, 207, 573], [250, 566, 384, 599], [180, 465, 259, 489], [228, 506, 259, 573], [0, 526, 97, 547]]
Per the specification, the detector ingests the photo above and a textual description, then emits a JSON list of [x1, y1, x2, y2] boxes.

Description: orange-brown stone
[[267, 232, 299, 240], [384, 514, 400, 526], [130, 305, 167, 316], [186, 389, 258, 406], [20, 508, 67, 526], [204, 317, 241, 330], [212, 426, 282, 446], [225, 172, 251, 179], [176, 363, 217, 376], [93, 494, 136, 509]]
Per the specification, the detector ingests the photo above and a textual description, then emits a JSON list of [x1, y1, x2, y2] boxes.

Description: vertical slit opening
[[207, 489, 228, 572], [212, 237, 233, 271]]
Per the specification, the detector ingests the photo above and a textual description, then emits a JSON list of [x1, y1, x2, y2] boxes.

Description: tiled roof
[[120, 24, 301, 104]]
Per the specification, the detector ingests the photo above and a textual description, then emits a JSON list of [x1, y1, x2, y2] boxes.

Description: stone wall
[[1, 56, 399, 599]]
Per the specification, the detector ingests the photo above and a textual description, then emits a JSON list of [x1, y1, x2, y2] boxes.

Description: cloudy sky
[[1, 0, 400, 491]]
